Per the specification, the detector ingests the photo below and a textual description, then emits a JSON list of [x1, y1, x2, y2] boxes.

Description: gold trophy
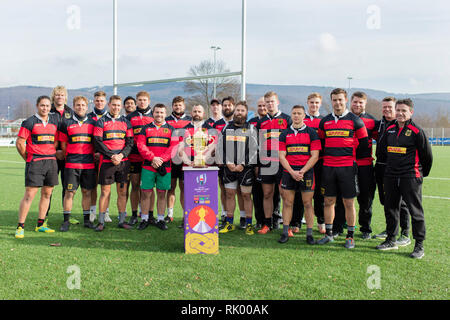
[[192, 128, 208, 167]]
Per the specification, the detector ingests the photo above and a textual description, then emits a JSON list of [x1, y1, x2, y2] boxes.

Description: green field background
[[0, 146, 448, 300]]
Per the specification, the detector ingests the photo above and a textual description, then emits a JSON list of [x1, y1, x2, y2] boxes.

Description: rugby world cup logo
[[196, 174, 207, 186]]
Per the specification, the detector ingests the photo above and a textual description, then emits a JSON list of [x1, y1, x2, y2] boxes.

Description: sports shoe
[[288, 228, 294, 238], [376, 239, 398, 250], [374, 230, 387, 240], [239, 217, 246, 230], [89, 212, 97, 223], [164, 215, 174, 223], [410, 243, 424, 259], [306, 235, 315, 245], [94, 223, 105, 232], [15, 227, 24, 239], [69, 218, 80, 225], [148, 216, 156, 226], [395, 235, 411, 247], [42, 219, 49, 228], [60, 221, 70, 232], [344, 238, 355, 249], [272, 218, 280, 230], [104, 212, 112, 223], [361, 232, 371, 240], [291, 226, 300, 234], [278, 233, 289, 243], [301, 217, 306, 224], [316, 235, 334, 245], [35, 225, 55, 233], [245, 224, 255, 235], [118, 222, 133, 230], [318, 223, 326, 234], [219, 222, 236, 233], [84, 221, 95, 229], [128, 216, 139, 226], [138, 220, 150, 230], [255, 223, 262, 229], [332, 231, 342, 239], [257, 225, 271, 235], [178, 220, 185, 229], [156, 220, 168, 231]]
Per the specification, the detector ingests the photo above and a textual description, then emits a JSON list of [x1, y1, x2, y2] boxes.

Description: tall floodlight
[[347, 76, 353, 92], [211, 46, 221, 98], [241, 0, 247, 101], [113, 0, 118, 95]]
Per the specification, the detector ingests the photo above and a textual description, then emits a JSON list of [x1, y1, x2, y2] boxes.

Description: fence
[[423, 128, 450, 146]]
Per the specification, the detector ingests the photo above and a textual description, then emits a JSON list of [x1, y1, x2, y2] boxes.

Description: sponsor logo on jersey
[[226, 136, 246, 142], [148, 137, 169, 144], [71, 136, 91, 143], [326, 130, 350, 137], [387, 146, 407, 154], [37, 135, 55, 142], [263, 131, 281, 139], [105, 132, 125, 139], [287, 146, 309, 153]]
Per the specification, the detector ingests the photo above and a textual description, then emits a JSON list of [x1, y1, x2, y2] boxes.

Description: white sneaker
[[89, 211, 97, 223], [104, 212, 112, 223]]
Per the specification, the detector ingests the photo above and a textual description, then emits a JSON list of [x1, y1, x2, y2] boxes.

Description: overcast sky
[[1, 0, 449, 93]]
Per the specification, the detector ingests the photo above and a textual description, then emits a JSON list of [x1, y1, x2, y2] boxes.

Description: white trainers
[[89, 211, 97, 223], [104, 212, 112, 223]]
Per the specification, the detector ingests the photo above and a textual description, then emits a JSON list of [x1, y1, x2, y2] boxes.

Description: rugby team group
[[14, 86, 433, 259]]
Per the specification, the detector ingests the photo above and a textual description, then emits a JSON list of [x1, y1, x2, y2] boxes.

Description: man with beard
[[126, 91, 155, 227], [124, 96, 137, 115], [165, 96, 192, 223], [218, 101, 258, 235]]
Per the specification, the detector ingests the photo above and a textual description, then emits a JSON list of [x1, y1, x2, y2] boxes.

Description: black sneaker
[[60, 221, 70, 232], [316, 235, 334, 245], [137, 220, 149, 230], [128, 216, 139, 226], [156, 220, 168, 230], [272, 217, 280, 230], [239, 217, 246, 230], [376, 239, 398, 250], [95, 223, 105, 232], [148, 216, 156, 226], [306, 235, 315, 245], [278, 233, 289, 244], [83, 221, 96, 229], [410, 243, 424, 259], [361, 232, 372, 240], [118, 222, 132, 230], [374, 230, 387, 240], [164, 215, 174, 223], [178, 220, 185, 229]]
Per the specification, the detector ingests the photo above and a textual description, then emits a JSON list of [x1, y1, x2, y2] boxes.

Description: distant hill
[[1, 83, 449, 119]]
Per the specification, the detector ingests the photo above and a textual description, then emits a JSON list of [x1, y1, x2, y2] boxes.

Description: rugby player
[[206, 98, 222, 127], [124, 96, 137, 115], [15, 96, 59, 238]]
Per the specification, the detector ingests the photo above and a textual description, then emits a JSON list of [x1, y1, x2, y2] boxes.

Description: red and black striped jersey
[[318, 111, 368, 167], [256, 111, 292, 162], [87, 108, 108, 122], [279, 125, 321, 167], [126, 109, 154, 162], [137, 122, 178, 172], [58, 116, 96, 169], [180, 122, 216, 162], [206, 117, 221, 128], [93, 113, 134, 162], [354, 112, 380, 166], [18, 114, 59, 162], [380, 119, 432, 178], [166, 113, 192, 129], [303, 114, 323, 133], [248, 116, 262, 127], [213, 118, 232, 133]]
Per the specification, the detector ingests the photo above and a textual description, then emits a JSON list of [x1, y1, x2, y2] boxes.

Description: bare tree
[[14, 99, 34, 120]]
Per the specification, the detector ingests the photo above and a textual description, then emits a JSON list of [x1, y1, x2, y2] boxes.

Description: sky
[[1, 0, 450, 94]]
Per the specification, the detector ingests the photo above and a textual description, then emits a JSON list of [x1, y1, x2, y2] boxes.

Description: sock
[[246, 217, 252, 226], [226, 216, 234, 224], [141, 214, 149, 221], [119, 212, 127, 224], [264, 217, 272, 228], [240, 211, 246, 218], [222, 210, 227, 219], [98, 212, 105, 224], [347, 226, 355, 238], [63, 211, 71, 222], [306, 228, 313, 236], [37, 219, 45, 227], [132, 210, 138, 218], [83, 210, 90, 222], [167, 207, 174, 218], [283, 224, 289, 235], [149, 210, 154, 218], [17, 223, 24, 229], [90, 205, 96, 214], [157, 214, 164, 222], [326, 224, 333, 237]]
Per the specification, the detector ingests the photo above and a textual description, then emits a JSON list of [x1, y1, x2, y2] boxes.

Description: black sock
[[63, 212, 71, 222], [149, 211, 154, 218], [326, 224, 333, 237], [132, 210, 138, 217], [37, 219, 45, 227], [264, 218, 272, 228], [83, 210, 90, 222], [17, 223, 24, 229], [347, 226, 355, 239]]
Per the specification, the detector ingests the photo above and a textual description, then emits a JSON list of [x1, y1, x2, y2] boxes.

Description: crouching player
[[278, 105, 320, 244], [58, 96, 97, 231]]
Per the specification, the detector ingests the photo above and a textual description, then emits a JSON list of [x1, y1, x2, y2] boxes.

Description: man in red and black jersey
[[376, 99, 432, 259], [165, 96, 192, 223], [58, 96, 97, 232], [256, 91, 292, 234], [137, 104, 178, 231], [350, 91, 380, 239], [279, 105, 321, 244], [205, 99, 222, 127], [124, 96, 137, 115], [316, 88, 369, 249], [126, 91, 154, 225], [93, 95, 134, 232], [15, 96, 59, 238]]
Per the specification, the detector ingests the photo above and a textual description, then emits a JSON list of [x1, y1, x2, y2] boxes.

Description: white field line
[[423, 195, 450, 200], [425, 177, 450, 181], [0, 159, 24, 164]]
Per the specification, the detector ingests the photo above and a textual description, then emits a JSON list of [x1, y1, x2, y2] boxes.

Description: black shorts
[[129, 161, 143, 174], [223, 166, 254, 187], [280, 167, 315, 192], [257, 164, 283, 185], [25, 159, 59, 187], [98, 161, 130, 185], [321, 164, 359, 199], [64, 168, 97, 191], [171, 163, 184, 180]]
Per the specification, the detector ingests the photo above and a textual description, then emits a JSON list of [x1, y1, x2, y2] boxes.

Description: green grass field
[[0, 146, 449, 300]]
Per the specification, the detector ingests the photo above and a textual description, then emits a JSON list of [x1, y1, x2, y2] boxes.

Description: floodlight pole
[[211, 46, 221, 98], [113, 0, 118, 95], [241, 0, 247, 101]]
